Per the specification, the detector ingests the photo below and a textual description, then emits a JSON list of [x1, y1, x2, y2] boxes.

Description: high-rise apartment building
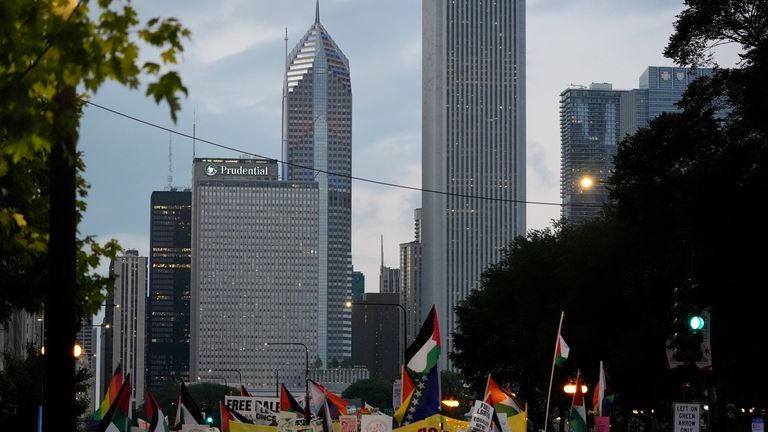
[[110, 250, 147, 410], [190, 158, 320, 389], [560, 83, 625, 225], [399, 208, 422, 344], [146, 190, 191, 394], [422, 0, 526, 368], [560, 67, 715, 224], [283, 5, 352, 363]]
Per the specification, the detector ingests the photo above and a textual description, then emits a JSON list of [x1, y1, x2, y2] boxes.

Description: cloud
[[190, 22, 285, 65], [91, 233, 151, 277]]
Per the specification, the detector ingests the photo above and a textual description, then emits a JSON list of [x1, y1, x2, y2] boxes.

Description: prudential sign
[[204, 164, 269, 177]]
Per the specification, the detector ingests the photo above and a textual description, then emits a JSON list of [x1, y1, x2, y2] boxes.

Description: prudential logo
[[204, 164, 218, 176]]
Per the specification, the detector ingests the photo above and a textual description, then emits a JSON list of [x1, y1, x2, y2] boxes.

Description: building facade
[[560, 83, 626, 225], [110, 250, 147, 410], [399, 208, 422, 345], [283, 5, 352, 364], [422, 0, 527, 368], [351, 271, 365, 301], [146, 190, 192, 394], [190, 158, 320, 390], [350, 293, 401, 382]]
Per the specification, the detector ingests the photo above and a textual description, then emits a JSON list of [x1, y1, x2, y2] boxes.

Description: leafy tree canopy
[[0, 0, 190, 320], [342, 378, 393, 409]]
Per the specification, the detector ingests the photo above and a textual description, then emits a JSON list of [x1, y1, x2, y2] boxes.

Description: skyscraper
[[146, 190, 191, 394], [379, 236, 400, 294], [190, 158, 319, 389], [560, 83, 626, 225], [110, 250, 147, 410], [284, 3, 352, 364], [399, 208, 422, 344], [422, 0, 526, 368]]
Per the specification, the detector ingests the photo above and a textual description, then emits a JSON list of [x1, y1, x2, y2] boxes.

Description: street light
[[563, 383, 588, 394], [344, 300, 408, 363], [264, 342, 309, 421], [207, 368, 243, 394]]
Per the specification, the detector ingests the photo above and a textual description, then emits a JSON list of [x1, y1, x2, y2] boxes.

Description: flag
[[145, 390, 170, 432], [568, 373, 587, 432], [91, 364, 123, 424], [317, 400, 334, 432], [220, 401, 254, 432], [239, 384, 252, 397], [95, 374, 132, 432], [405, 306, 441, 375], [394, 365, 441, 426], [483, 375, 524, 417], [555, 334, 569, 366], [400, 365, 415, 404], [308, 380, 349, 417], [173, 381, 205, 428], [593, 361, 606, 417], [280, 384, 306, 416]]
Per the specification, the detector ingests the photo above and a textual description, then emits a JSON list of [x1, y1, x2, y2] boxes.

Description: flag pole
[[543, 311, 565, 432]]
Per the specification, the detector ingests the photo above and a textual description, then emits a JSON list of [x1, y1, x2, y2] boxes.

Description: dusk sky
[[78, 0, 740, 291]]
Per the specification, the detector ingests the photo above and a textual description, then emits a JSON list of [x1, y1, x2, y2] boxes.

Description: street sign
[[673, 403, 700, 432], [753, 417, 764, 432]]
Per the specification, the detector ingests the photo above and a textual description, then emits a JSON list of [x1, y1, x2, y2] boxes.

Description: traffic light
[[669, 280, 704, 364], [206, 415, 214, 425]]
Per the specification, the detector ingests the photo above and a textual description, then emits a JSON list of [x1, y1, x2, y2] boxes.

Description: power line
[[85, 100, 572, 208]]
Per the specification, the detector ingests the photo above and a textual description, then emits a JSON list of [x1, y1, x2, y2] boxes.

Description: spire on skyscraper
[[315, 0, 320, 24]]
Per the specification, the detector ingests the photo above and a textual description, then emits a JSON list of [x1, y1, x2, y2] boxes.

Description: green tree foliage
[[0, 0, 190, 320], [342, 378, 393, 409], [149, 381, 233, 426], [0, 346, 91, 431]]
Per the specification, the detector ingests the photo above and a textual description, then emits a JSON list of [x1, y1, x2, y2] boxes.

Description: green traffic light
[[689, 315, 704, 331], [206, 416, 214, 424]]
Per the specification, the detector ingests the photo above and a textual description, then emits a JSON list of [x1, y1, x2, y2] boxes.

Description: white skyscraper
[[111, 249, 146, 409], [422, 0, 526, 368]]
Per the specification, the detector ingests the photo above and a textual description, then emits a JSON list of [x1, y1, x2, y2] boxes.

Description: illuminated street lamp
[[563, 383, 588, 394]]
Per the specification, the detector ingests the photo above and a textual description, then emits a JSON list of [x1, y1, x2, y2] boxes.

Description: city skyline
[[78, 0, 740, 296]]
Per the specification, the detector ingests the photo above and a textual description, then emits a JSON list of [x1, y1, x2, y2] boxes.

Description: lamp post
[[345, 300, 408, 363], [208, 368, 243, 394], [265, 342, 309, 421]]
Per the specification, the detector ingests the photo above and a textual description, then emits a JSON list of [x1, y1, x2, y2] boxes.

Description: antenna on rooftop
[[167, 132, 173, 190]]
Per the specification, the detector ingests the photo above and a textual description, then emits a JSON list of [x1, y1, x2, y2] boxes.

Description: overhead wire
[[85, 100, 604, 208]]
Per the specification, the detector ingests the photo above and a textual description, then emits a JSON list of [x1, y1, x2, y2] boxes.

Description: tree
[[149, 381, 232, 427], [342, 379, 393, 409], [1, 1, 189, 430]]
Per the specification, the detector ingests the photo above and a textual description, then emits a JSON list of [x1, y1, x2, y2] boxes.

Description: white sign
[[468, 401, 494, 432], [392, 379, 402, 412], [673, 403, 700, 432], [753, 417, 764, 432], [495, 413, 510, 432], [361, 413, 393, 432], [225, 395, 306, 425]]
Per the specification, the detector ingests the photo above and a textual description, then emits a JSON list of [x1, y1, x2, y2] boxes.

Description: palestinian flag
[[240, 384, 252, 397], [405, 305, 441, 375], [173, 381, 205, 428], [145, 390, 170, 432], [308, 380, 348, 417], [220, 401, 253, 432], [91, 364, 123, 425], [95, 374, 132, 432], [555, 334, 569, 367], [568, 374, 587, 432], [280, 384, 305, 416], [393, 365, 440, 426], [483, 374, 524, 416]]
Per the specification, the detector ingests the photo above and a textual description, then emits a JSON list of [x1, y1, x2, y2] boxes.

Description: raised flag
[[173, 381, 205, 428], [483, 375, 524, 417], [95, 374, 132, 432], [308, 380, 349, 417], [239, 385, 252, 397], [568, 374, 587, 432], [405, 306, 441, 375], [317, 400, 334, 432], [145, 390, 170, 432], [555, 334, 570, 367], [280, 384, 306, 416], [220, 401, 254, 432], [394, 365, 441, 426], [91, 364, 123, 425], [593, 361, 606, 417]]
